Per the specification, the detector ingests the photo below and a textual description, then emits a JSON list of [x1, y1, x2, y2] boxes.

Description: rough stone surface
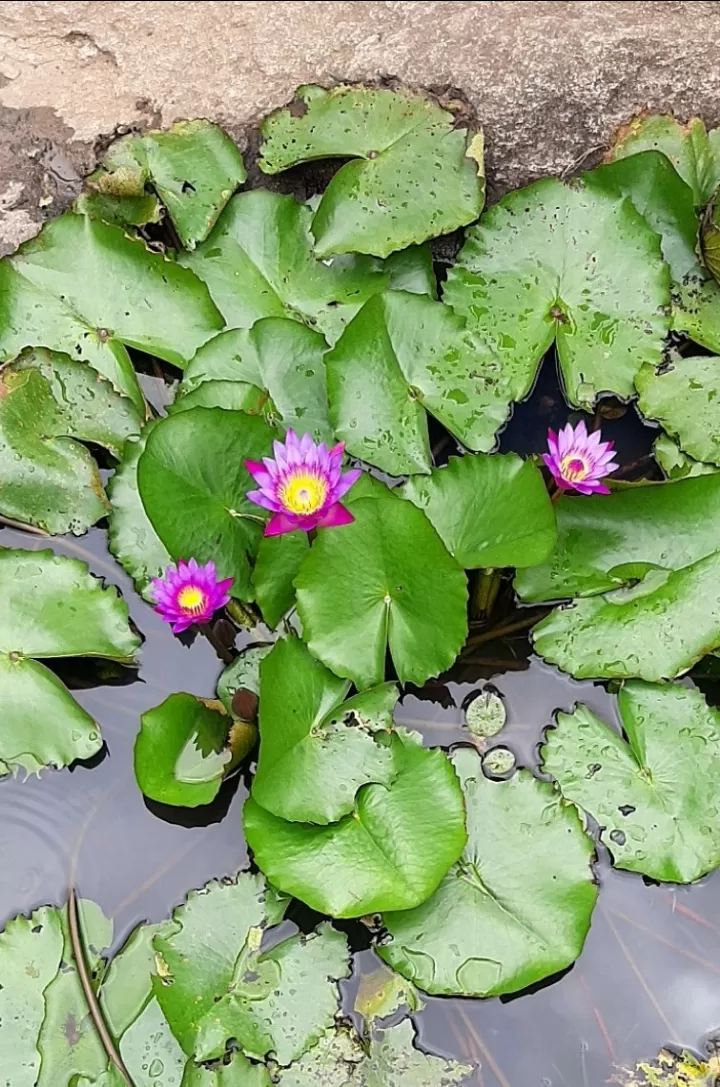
[[1, 1, 720, 253]]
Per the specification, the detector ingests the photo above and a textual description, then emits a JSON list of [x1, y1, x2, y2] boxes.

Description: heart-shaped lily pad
[[252, 637, 398, 824], [295, 482, 468, 690], [259, 85, 484, 258], [542, 681, 720, 883], [0, 548, 140, 777], [244, 728, 467, 917], [444, 177, 670, 409], [380, 747, 597, 997], [636, 355, 720, 466]]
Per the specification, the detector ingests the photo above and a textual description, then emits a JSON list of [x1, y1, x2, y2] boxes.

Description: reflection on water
[[1, 519, 719, 1087]]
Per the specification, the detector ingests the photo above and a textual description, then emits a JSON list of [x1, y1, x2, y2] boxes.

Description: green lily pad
[[380, 747, 596, 997], [244, 728, 467, 918], [402, 452, 556, 568], [100, 920, 173, 1039], [0, 211, 223, 413], [276, 1026, 365, 1087], [354, 964, 423, 1028], [515, 474, 720, 602], [584, 151, 720, 352], [295, 483, 468, 690], [636, 355, 720, 466], [0, 548, 140, 777], [532, 551, 720, 681], [444, 177, 670, 409], [653, 434, 716, 480], [259, 85, 484, 259], [0, 348, 141, 534], [177, 317, 332, 442], [179, 190, 389, 345], [134, 694, 234, 808], [608, 113, 720, 207], [251, 532, 310, 629], [82, 119, 246, 248], [181, 1052, 271, 1087], [120, 997, 187, 1087], [75, 187, 163, 231], [464, 688, 507, 739], [359, 1021, 472, 1087], [107, 423, 173, 602], [216, 645, 272, 716], [137, 407, 276, 600], [384, 243, 437, 298], [326, 291, 512, 474], [153, 873, 287, 1057], [252, 637, 398, 824], [194, 922, 350, 1065], [542, 681, 720, 883]]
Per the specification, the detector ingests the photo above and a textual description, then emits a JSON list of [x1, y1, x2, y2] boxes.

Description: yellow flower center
[[560, 454, 589, 483], [278, 472, 328, 515], [177, 586, 208, 614]]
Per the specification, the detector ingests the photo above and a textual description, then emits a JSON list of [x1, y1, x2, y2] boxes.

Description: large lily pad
[[608, 113, 720, 207], [179, 190, 389, 345], [244, 728, 467, 918], [515, 474, 720, 602], [542, 681, 720, 883], [532, 551, 720, 681], [0, 549, 140, 777], [259, 85, 484, 258], [654, 434, 716, 480], [251, 637, 398, 824], [0, 212, 223, 412], [380, 747, 596, 997], [636, 355, 720, 466], [176, 317, 332, 442], [326, 290, 511, 474], [402, 452, 556, 569], [137, 407, 276, 600], [0, 348, 141, 534], [119, 997, 187, 1087], [444, 177, 670, 409], [82, 119, 246, 248], [251, 533, 309, 629], [295, 483, 468, 690]]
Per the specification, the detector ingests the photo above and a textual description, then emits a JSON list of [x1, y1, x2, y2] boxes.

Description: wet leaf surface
[[636, 356, 720, 466], [251, 532, 309, 629], [608, 113, 720, 207], [653, 434, 717, 480]]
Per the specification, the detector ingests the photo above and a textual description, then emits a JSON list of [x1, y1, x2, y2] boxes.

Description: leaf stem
[[471, 568, 502, 620], [198, 621, 234, 665], [465, 610, 548, 649], [0, 514, 50, 537]]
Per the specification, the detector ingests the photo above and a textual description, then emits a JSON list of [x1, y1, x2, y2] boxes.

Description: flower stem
[[471, 568, 502, 620], [198, 621, 234, 665], [465, 610, 548, 649]]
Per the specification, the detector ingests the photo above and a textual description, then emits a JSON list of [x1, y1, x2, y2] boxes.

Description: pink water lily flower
[[150, 559, 233, 633], [543, 420, 619, 495], [246, 430, 361, 536]]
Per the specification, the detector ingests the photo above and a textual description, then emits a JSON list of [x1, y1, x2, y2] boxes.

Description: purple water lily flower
[[245, 430, 361, 536], [543, 420, 619, 495], [150, 559, 233, 633]]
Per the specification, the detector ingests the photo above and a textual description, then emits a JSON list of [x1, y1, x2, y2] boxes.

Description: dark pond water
[[2, 358, 720, 1086]]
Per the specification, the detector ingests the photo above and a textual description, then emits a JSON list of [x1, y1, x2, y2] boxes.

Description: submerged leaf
[[543, 682, 720, 883], [380, 748, 596, 996], [636, 355, 720, 466], [260, 85, 484, 258], [244, 728, 467, 918], [444, 177, 670, 409], [354, 964, 423, 1028]]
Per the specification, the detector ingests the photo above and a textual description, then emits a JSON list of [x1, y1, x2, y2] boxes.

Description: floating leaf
[[276, 1026, 365, 1087], [608, 113, 720, 206], [464, 688, 506, 739], [216, 645, 272, 716], [701, 185, 720, 284], [354, 964, 423, 1028], [0, 348, 141, 534], [83, 119, 246, 248], [358, 1020, 472, 1087], [107, 423, 172, 602], [100, 920, 173, 1039], [252, 637, 398, 824], [135, 694, 234, 808], [543, 682, 720, 883], [482, 746, 516, 776], [251, 533, 309, 629], [653, 434, 716, 480], [636, 356, 720, 466], [177, 318, 332, 442], [75, 187, 163, 231], [380, 747, 596, 996], [181, 1052, 272, 1086], [153, 873, 286, 1057], [119, 997, 187, 1087], [244, 728, 467, 918], [295, 483, 468, 690], [137, 407, 276, 600], [0, 212, 223, 412], [194, 923, 350, 1065], [402, 452, 556, 568], [515, 475, 720, 602], [532, 552, 720, 680], [612, 1048, 719, 1086], [444, 177, 669, 409], [259, 85, 484, 258], [384, 243, 437, 298], [326, 291, 511, 474], [179, 190, 389, 345], [0, 549, 140, 777]]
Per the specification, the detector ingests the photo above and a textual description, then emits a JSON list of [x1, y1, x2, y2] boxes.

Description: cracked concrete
[[1, 1, 720, 253]]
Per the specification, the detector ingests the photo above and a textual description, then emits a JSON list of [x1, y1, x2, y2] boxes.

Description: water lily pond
[[2, 89, 720, 1087]]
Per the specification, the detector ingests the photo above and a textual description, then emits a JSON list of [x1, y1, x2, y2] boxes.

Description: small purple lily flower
[[543, 420, 619, 495], [150, 559, 233, 633], [245, 430, 361, 536]]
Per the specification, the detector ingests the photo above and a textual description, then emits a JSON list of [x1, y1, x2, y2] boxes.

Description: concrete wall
[[1, 1, 720, 252]]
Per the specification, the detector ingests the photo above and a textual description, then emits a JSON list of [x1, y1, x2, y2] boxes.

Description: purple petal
[[265, 512, 305, 537], [316, 502, 355, 529], [332, 468, 362, 501], [247, 488, 283, 513]]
